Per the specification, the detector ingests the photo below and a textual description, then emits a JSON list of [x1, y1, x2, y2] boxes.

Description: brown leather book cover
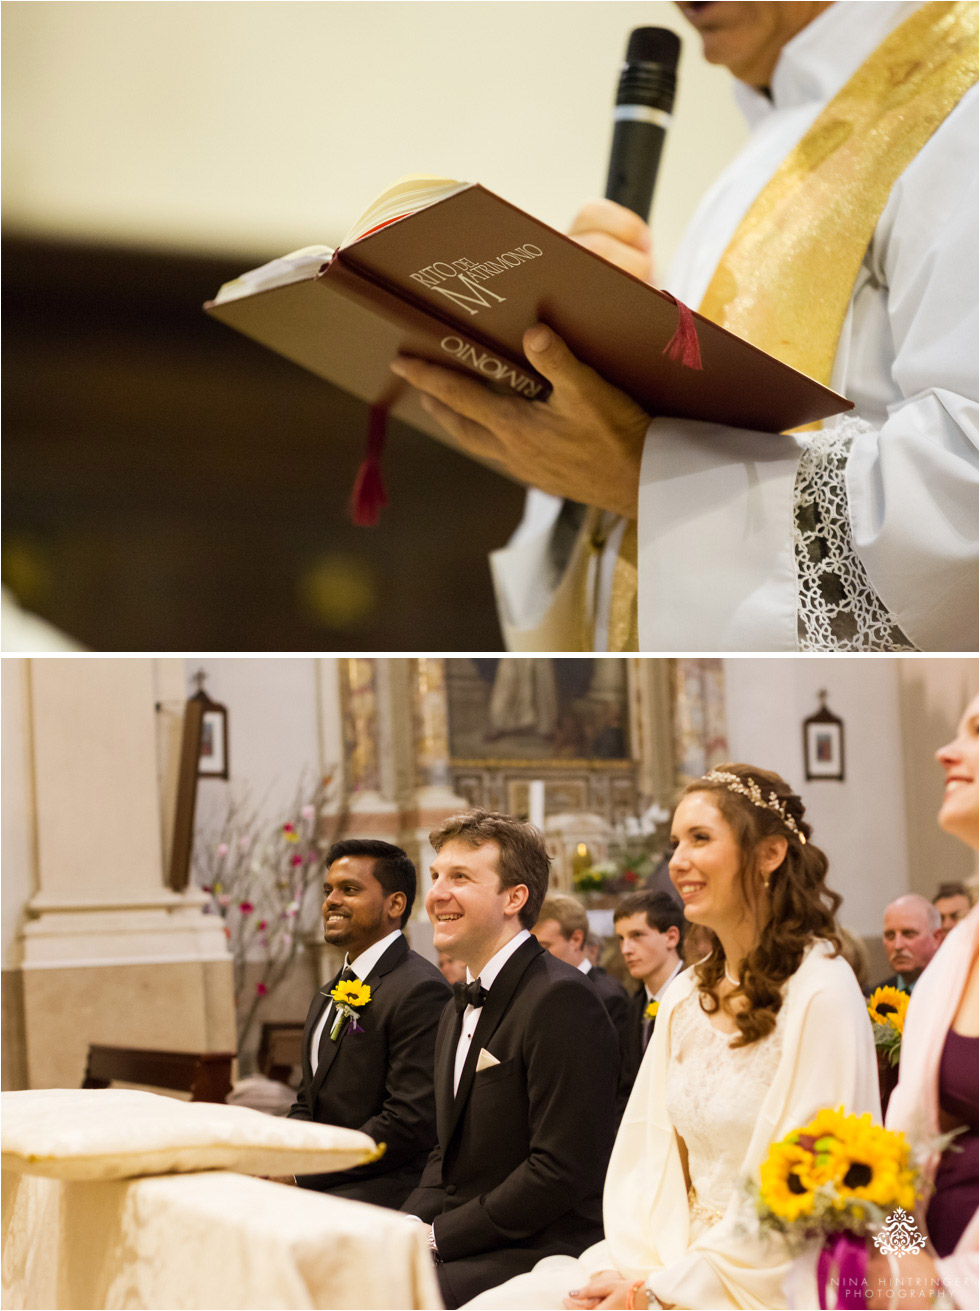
[[205, 182, 852, 447]]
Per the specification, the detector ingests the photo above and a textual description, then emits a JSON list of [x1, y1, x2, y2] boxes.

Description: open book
[[206, 174, 851, 516]]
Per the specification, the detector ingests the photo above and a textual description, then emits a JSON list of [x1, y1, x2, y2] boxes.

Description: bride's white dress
[[465, 944, 880, 1310]]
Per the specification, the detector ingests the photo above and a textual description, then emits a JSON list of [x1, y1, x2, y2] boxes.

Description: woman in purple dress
[[868, 695, 978, 1309]]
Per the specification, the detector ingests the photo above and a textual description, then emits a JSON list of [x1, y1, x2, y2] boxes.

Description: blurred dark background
[[2, 233, 526, 650]]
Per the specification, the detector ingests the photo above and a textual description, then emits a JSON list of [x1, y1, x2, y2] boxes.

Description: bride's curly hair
[[680, 763, 842, 1048]]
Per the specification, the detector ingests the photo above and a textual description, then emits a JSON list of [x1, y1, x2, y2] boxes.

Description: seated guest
[[403, 810, 619, 1309], [868, 698, 978, 1309], [837, 925, 871, 992], [874, 893, 942, 994], [934, 881, 975, 944], [287, 839, 451, 1207], [614, 891, 684, 1092], [534, 894, 631, 1055]]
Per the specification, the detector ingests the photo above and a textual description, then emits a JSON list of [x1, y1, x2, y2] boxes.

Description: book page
[[340, 174, 467, 248], [211, 246, 334, 305]]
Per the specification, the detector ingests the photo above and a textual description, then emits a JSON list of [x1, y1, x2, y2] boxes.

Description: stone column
[[13, 658, 235, 1089], [337, 658, 400, 840], [401, 659, 469, 961]]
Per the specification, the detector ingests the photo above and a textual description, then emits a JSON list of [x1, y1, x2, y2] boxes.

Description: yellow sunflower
[[828, 1119, 915, 1212], [331, 980, 372, 1008], [867, 986, 909, 1033], [645, 1000, 659, 1021], [760, 1142, 820, 1221]]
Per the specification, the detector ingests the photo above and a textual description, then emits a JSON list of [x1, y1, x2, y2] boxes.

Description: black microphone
[[604, 26, 681, 221]]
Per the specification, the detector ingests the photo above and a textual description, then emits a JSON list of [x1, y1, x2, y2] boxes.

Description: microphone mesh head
[[626, 26, 681, 69]]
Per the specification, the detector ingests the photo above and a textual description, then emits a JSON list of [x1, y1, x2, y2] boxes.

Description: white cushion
[[1, 1088, 383, 1181]]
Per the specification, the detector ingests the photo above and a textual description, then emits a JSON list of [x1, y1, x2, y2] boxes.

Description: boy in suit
[[403, 811, 618, 1309], [287, 839, 451, 1208]]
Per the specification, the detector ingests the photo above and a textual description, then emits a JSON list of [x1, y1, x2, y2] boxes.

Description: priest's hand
[[563, 1270, 637, 1309], [390, 325, 650, 519], [568, 199, 656, 284]]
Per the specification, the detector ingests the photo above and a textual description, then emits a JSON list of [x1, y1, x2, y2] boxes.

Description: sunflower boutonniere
[[866, 986, 909, 1067], [329, 978, 372, 1040], [644, 1000, 659, 1021]]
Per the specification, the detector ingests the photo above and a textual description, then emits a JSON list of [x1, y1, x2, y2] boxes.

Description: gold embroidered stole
[[597, 0, 978, 651]]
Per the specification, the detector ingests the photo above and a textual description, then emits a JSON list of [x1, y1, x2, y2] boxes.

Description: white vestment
[[492, 1, 978, 652], [465, 943, 879, 1311]]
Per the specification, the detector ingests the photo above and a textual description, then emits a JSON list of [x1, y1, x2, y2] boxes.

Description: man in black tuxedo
[[533, 894, 630, 1058], [287, 838, 451, 1208], [403, 810, 618, 1309], [613, 891, 684, 1094]]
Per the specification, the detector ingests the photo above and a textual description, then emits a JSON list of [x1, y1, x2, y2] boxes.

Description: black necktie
[[453, 978, 488, 1014], [335, 964, 358, 987]]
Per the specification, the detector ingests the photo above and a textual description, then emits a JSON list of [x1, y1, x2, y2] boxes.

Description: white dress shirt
[[453, 929, 530, 1095], [310, 928, 402, 1076]]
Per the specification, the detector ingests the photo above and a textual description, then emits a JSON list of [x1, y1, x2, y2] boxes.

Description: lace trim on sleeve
[[793, 416, 917, 651]]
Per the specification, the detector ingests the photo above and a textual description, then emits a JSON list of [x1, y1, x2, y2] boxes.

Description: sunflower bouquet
[[867, 986, 910, 1067], [755, 1108, 921, 1309]]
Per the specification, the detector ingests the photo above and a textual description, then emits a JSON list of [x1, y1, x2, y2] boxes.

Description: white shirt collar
[[346, 928, 402, 981], [645, 959, 683, 1005], [467, 928, 531, 990], [734, 1, 923, 126], [577, 958, 593, 975]]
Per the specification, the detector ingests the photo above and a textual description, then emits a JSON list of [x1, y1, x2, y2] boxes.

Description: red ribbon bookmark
[[350, 401, 391, 527], [660, 292, 703, 370]]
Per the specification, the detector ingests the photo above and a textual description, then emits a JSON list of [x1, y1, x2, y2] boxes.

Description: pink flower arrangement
[[239, 900, 254, 914], [290, 853, 303, 867]]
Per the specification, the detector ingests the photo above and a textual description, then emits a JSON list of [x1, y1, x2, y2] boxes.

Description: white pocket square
[[476, 1048, 500, 1072]]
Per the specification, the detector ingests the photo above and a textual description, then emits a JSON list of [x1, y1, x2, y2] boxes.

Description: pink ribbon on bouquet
[[817, 1233, 868, 1309]]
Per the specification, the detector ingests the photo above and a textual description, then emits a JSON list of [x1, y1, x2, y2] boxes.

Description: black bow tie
[[453, 978, 488, 1014]]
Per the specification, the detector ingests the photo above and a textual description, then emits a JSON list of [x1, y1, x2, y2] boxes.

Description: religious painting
[[445, 658, 631, 762]]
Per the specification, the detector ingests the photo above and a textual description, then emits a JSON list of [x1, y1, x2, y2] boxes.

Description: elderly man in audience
[[934, 881, 976, 944], [873, 893, 942, 994]]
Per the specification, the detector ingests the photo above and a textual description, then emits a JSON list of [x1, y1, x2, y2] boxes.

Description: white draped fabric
[[1, 1169, 443, 1310]]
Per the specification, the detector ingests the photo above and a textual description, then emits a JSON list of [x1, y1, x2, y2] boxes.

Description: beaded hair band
[[702, 770, 807, 843]]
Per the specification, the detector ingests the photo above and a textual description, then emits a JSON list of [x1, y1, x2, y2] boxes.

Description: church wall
[[2, 3, 746, 271], [722, 656, 977, 942]]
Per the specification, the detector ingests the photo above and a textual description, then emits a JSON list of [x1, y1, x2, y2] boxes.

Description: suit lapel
[[446, 936, 542, 1145], [309, 935, 408, 1100]]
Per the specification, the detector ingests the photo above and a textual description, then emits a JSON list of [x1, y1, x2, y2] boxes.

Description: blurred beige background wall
[[2, 0, 747, 266]]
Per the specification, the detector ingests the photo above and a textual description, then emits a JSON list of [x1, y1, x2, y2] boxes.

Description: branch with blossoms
[[192, 773, 348, 1051]]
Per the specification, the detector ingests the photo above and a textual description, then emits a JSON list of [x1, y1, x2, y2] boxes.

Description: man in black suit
[[533, 893, 630, 1058], [403, 810, 618, 1309], [613, 891, 684, 1093], [287, 838, 451, 1208]]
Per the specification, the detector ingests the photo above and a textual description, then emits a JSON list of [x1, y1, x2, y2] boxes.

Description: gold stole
[[594, 0, 978, 652]]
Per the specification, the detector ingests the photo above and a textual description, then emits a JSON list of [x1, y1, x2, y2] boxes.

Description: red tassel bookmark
[[350, 401, 390, 527], [660, 293, 703, 370]]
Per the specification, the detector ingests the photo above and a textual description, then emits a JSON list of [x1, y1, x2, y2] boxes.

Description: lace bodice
[[665, 989, 785, 1222]]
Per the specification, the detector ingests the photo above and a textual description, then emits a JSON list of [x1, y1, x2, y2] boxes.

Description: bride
[[467, 764, 879, 1310]]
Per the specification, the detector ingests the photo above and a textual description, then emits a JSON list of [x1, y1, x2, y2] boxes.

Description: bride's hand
[[563, 1271, 634, 1309]]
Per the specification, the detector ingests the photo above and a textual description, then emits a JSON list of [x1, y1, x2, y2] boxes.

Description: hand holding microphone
[[568, 26, 681, 284]]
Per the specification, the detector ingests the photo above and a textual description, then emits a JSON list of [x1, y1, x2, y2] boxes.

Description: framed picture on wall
[[803, 692, 845, 781], [198, 704, 229, 779]]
